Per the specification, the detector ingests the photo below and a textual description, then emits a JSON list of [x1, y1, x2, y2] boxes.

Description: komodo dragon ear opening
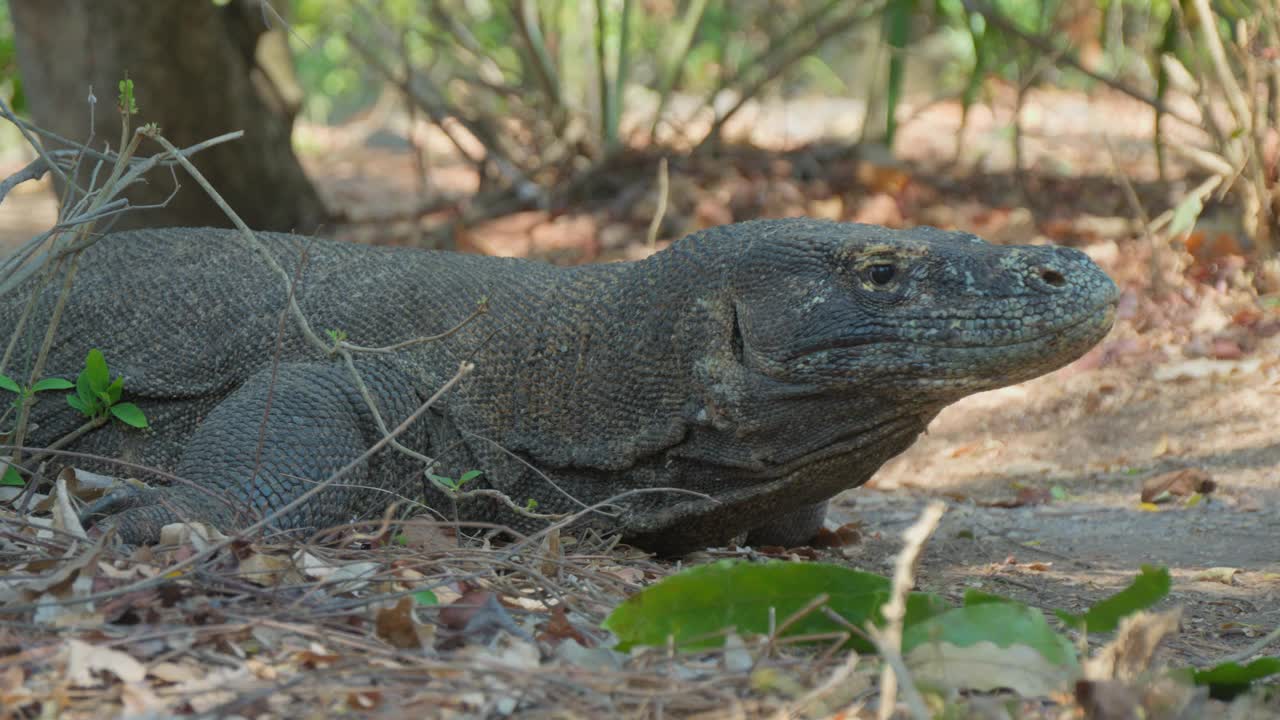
[[729, 302, 745, 364]]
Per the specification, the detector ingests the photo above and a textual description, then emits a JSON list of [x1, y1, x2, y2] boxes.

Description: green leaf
[[75, 369, 99, 414], [458, 469, 483, 486], [413, 589, 439, 606], [428, 473, 459, 490], [1055, 566, 1171, 634], [84, 349, 110, 393], [118, 75, 137, 115], [31, 377, 74, 392], [105, 376, 124, 405], [1, 465, 23, 487], [109, 402, 148, 429], [1168, 193, 1204, 238], [602, 559, 949, 652], [0, 375, 20, 394], [903, 601, 1076, 667], [66, 393, 92, 416], [1190, 656, 1280, 700]]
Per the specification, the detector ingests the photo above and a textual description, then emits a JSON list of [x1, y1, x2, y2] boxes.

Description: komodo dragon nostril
[[1040, 268, 1066, 287]]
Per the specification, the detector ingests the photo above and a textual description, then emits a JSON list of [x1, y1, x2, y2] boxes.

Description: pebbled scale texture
[[0, 219, 1118, 553]]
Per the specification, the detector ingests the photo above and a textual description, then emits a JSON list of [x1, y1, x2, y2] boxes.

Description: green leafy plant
[[65, 349, 148, 429], [0, 374, 75, 486], [0, 373, 76, 406], [1191, 656, 1280, 700], [603, 559, 949, 652], [0, 464, 21, 486], [428, 469, 482, 494], [904, 591, 1077, 667], [603, 560, 1280, 697], [1054, 565, 1170, 633], [118, 74, 137, 115]]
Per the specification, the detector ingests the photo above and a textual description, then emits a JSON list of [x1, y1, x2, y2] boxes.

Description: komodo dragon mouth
[[787, 298, 1116, 355]]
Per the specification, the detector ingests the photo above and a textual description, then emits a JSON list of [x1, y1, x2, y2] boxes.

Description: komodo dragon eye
[[868, 263, 896, 285]]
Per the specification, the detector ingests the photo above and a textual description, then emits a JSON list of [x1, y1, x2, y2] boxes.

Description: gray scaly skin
[[0, 219, 1118, 554]]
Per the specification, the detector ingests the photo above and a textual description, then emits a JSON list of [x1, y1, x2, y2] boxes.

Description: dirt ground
[[843, 345, 1280, 667], [1, 87, 1277, 682]]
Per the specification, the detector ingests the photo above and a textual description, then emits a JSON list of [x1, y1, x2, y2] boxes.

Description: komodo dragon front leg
[[82, 360, 429, 544]]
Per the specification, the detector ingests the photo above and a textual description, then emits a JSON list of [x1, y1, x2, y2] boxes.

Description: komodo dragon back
[[0, 219, 1118, 553]]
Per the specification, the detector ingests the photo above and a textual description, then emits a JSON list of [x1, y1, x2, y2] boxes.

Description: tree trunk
[[9, 0, 327, 233]]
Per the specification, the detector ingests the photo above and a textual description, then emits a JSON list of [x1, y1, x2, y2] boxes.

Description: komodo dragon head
[[617, 218, 1118, 551]]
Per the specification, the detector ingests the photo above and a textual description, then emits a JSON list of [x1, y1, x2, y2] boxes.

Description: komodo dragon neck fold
[[1, 218, 1118, 554]]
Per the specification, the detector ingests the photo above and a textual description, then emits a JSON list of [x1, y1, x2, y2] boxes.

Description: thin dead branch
[[870, 501, 944, 720]]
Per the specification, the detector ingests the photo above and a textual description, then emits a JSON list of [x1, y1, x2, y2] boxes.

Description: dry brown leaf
[[120, 681, 166, 716], [295, 643, 341, 668], [0, 665, 29, 711], [52, 474, 87, 539], [149, 660, 204, 684], [236, 550, 297, 587], [1193, 567, 1240, 585], [167, 666, 250, 713], [1153, 357, 1262, 381], [1140, 469, 1216, 504], [295, 551, 380, 593], [1207, 337, 1242, 359], [32, 467, 114, 514], [811, 522, 863, 548], [245, 657, 278, 681], [392, 521, 457, 553], [1150, 434, 1172, 458], [539, 526, 562, 580], [537, 605, 590, 647], [1083, 608, 1182, 682], [1074, 678, 1143, 720], [906, 640, 1073, 697], [984, 486, 1052, 509], [158, 522, 229, 550], [348, 690, 383, 711], [602, 566, 645, 585], [65, 639, 146, 686], [439, 590, 499, 632], [375, 597, 429, 650], [95, 559, 151, 581]]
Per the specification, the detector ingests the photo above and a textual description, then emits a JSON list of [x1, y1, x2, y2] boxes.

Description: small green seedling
[[118, 75, 138, 115], [0, 374, 76, 408], [66, 349, 148, 429], [1, 464, 22, 487], [0, 374, 76, 487], [428, 469, 483, 494], [325, 328, 348, 345]]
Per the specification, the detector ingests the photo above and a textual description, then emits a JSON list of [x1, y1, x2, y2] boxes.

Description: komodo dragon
[[0, 219, 1117, 553]]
